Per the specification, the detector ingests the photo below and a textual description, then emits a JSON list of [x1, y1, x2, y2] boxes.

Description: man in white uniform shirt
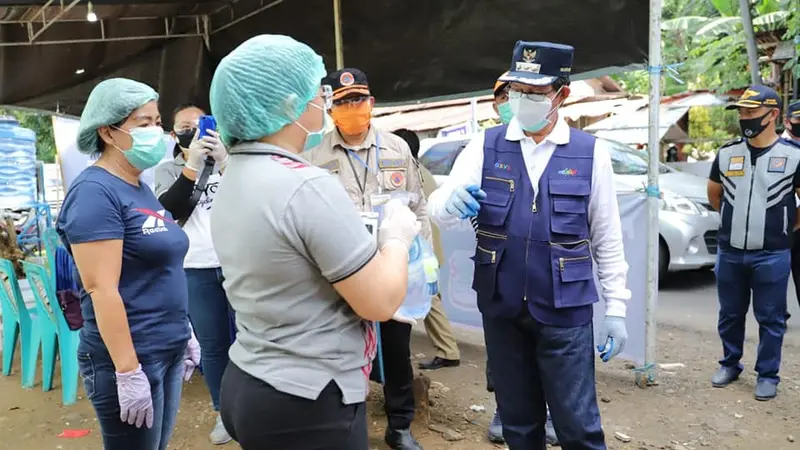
[[426, 41, 630, 449]]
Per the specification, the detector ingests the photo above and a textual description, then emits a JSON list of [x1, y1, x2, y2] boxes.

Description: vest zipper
[[476, 245, 496, 263], [476, 230, 507, 239], [559, 256, 590, 271], [744, 161, 755, 249], [485, 176, 515, 192]]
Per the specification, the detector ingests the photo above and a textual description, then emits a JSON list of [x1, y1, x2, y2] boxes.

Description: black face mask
[[175, 128, 196, 150], [739, 112, 772, 139], [790, 122, 800, 139]]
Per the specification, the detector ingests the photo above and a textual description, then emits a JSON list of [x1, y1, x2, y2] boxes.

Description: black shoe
[[385, 428, 423, 450], [417, 357, 460, 370], [754, 379, 777, 401], [711, 366, 742, 387]]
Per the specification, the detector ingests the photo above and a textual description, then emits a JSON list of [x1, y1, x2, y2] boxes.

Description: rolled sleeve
[[284, 174, 378, 283], [59, 181, 124, 245], [426, 131, 485, 227], [588, 139, 631, 317]]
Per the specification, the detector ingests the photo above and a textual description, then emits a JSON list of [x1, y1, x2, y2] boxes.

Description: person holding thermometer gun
[[155, 105, 233, 445]]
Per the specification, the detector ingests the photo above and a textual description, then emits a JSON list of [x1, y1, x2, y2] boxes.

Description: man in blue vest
[[428, 41, 631, 450], [484, 71, 560, 447], [707, 86, 800, 401]]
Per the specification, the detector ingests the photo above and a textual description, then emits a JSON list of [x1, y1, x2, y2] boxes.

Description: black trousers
[[219, 362, 368, 450], [792, 230, 800, 310], [369, 319, 416, 430]]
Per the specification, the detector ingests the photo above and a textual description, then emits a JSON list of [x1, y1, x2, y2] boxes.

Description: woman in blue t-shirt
[[56, 78, 200, 450]]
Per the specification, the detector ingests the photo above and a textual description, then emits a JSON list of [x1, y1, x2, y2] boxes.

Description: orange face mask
[[331, 102, 372, 135]]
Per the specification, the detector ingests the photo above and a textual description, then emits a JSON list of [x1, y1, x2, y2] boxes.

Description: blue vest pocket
[[471, 235, 505, 297], [548, 178, 590, 236], [549, 240, 598, 309], [478, 175, 516, 227]]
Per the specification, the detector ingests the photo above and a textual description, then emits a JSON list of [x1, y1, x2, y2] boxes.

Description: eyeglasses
[[332, 95, 370, 108], [508, 90, 554, 102]]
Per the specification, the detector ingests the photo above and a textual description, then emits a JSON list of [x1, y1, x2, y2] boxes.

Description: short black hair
[[392, 128, 420, 159], [172, 103, 205, 124]]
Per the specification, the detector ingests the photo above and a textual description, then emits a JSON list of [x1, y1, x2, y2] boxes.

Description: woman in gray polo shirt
[[208, 35, 421, 450]]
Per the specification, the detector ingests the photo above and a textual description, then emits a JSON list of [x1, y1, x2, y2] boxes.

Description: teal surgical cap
[[209, 34, 326, 148], [77, 78, 159, 155]]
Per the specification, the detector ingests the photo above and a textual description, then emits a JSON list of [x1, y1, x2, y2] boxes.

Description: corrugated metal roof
[[560, 98, 647, 121], [584, 106, 690, 144]]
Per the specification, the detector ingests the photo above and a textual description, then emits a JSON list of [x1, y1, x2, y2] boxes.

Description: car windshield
[[419, 140, 470, 176], [604, 139, 670, 175]]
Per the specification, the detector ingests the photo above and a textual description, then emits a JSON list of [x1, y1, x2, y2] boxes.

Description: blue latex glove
[[596, 316, 628, 362], [445, 184, 487, 219]]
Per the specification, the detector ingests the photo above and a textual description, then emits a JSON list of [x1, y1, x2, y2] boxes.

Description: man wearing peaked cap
[[707, 85, 800, 402], [307, 68, 430, 450], [428, 41, 631, 449]]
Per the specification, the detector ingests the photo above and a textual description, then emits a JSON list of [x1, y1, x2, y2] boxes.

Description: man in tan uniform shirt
[[392, 128, 462, 370], [308, 68, 426, 450]]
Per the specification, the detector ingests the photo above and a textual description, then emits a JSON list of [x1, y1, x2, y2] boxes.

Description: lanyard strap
[[344, 134, 382, 197]]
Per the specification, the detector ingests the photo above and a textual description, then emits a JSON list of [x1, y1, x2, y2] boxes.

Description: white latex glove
[[185, 129, 210, 172], [201, 130, 228, 166], [378, 199, 421, 250], [183, 327, 201, 382], [597, 315, 628, 362], [391, 311, 417, 326]]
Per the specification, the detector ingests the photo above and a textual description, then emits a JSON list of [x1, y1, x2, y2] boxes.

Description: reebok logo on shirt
[[134, 208, 173, 235]]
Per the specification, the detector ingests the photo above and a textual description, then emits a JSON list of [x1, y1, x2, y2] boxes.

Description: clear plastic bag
[[372, 192, 439, 320]]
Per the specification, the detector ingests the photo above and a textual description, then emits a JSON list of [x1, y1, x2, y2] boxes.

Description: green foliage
[[0, 108, 56, 163], [684, 106, 739, 154], [786, 0, 800, 77]]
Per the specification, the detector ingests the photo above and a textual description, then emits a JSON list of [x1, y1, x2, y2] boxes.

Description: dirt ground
[[1, 323, 800, 450]]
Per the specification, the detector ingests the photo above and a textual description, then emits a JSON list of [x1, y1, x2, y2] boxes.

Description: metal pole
[[739, 0, 761, 85], [333, 0, 344, 69], [640, 0, 662, 389]]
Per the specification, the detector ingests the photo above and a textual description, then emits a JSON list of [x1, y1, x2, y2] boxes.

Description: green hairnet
[[77, 78, 159, 155], [209, 34, 326, 148]]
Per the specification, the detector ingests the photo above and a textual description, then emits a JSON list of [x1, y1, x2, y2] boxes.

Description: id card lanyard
[[345, 134, 383, 203]]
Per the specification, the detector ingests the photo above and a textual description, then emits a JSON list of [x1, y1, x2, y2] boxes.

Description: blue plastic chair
[[22, 261, 80, 405], [42, 228, 59, 288], [0, 259, 40, 388]]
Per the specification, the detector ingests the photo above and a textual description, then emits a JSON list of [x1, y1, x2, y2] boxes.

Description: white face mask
[[509, 88, 562, 133]]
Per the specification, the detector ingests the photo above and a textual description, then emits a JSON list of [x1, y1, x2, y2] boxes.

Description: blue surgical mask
[[297, 103, 328, 151], [113, 126, 168, 171], [497, 102, 514, 125]]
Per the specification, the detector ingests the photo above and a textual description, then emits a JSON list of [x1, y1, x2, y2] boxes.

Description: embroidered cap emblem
[[340, 71, 355, 86]]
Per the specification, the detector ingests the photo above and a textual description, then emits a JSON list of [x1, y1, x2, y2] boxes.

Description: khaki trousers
[[423, 294, 460, 360]]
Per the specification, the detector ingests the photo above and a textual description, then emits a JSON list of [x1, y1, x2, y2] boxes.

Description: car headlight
[[660, 192, 702, 215]]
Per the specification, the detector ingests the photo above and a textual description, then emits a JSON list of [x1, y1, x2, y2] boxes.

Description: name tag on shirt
[[725, 156, 745, 177], [768, 157, 787, 173]]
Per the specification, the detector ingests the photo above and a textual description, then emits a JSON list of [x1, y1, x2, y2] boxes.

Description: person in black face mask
[[707, 85, 800, 401], [783, 100, 800, 143], [155, 103, 234, 445]]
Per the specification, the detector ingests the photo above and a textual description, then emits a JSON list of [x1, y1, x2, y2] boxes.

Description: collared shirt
[[211, 142, 378, 405], [427, 117, 631, 317], [308, 126, 432, 240]]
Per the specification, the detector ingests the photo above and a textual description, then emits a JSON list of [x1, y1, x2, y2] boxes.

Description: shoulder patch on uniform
[[379, 158, 406, 169], [319, 159, 340, 172], [719, 137, 744, 149], [270, 155, 308, 170]]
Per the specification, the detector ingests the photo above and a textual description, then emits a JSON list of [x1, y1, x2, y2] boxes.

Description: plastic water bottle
[[397, 237, 434, 319], [421, 244, 440, 296]]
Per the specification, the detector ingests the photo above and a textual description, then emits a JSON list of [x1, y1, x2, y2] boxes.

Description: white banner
[[438, 192, 649, 363], [53, 116, 176, 193]]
